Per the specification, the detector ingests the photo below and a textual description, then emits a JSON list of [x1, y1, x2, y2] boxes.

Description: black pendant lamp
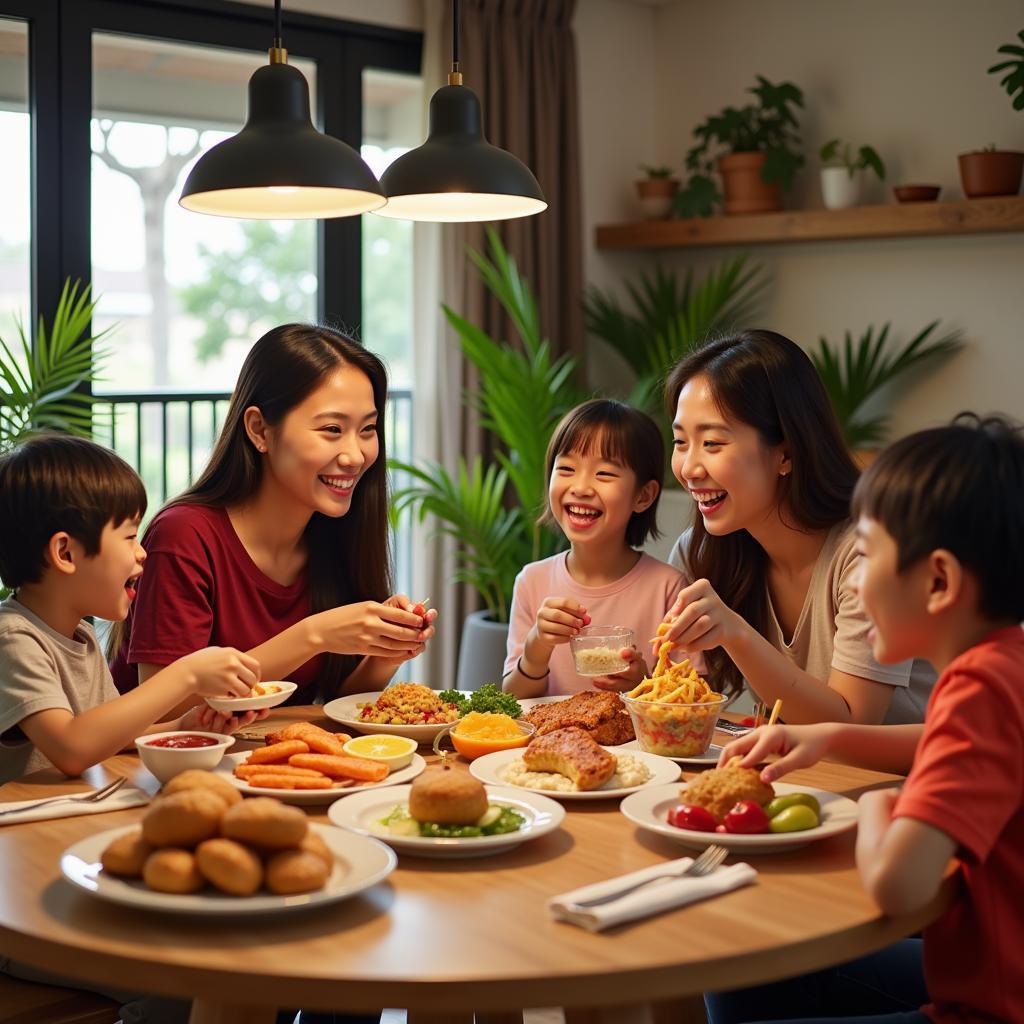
[[375, 0, 547, 222], [179, 0, 384, 219]]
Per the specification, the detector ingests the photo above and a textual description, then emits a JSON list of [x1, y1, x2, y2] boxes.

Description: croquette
[[682, 757, 774, 822]]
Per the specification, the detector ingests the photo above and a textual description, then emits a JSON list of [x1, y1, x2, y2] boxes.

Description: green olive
[[768, 804, 819, 833], [765, 793, 821, 819]]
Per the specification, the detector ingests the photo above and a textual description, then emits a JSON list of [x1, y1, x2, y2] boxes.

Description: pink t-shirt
[[504, 552, 686, 696]]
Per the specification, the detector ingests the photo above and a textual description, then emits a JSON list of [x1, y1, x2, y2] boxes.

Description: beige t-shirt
[[0, 598, 119, 782], [668, 523, 934, 724]]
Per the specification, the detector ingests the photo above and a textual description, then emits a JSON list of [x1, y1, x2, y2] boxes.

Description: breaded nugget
[[408, 770, 487, 825], [143, 848, 204, 894], [195, 838, 263, 896], [100, 827, 153, 878], [162, 769, 242, 806], [245, 773, 334, 790], [298, 830, 335, 872], [522, 726, 616, 791], [247, 740, 309, 765], [682, 758, 775, 822], [288, 752, 388, 782], [265, 848, 330, 895], [142, 789, 226, 848], [221, 797, 308, 849]]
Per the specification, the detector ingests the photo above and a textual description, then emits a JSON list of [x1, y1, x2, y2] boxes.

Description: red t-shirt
[[894, 625, 1024, 1024], [110, 504, 322, 699]]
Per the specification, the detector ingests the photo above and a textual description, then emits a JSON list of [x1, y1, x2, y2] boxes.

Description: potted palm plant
[[390, 229, 582, 689], [674, 76, 804, 217], [819, 138, 886, 209], [810, 321, 964, 457], [959, 31, 1024, 197], [0, 280, 110, 598]]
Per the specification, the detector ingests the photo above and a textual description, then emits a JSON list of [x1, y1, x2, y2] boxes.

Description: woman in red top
[[110, 324, 434, 705]]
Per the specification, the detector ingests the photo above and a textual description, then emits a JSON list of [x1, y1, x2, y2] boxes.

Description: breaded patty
[[522, 726, 616, 791], [682, 758, 775, 822], [524, 691, 635, 744]]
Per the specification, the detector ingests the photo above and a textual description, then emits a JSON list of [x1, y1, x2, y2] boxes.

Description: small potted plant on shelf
[[635, 165, 680, 219], [959, 31, 1024, 197], [818, 138, 886, 209], [674, 76, 804, 218]]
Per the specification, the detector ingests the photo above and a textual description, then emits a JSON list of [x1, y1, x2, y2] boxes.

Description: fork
[[0, 776, 127, 817], [571, 843, 729, 908]]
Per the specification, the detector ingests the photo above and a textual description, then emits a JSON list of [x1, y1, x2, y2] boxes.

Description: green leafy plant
[[585, 256, 766, 418], [819, 139, 886, 181], [0, 280, 109, 452], [640, 165, 674, 179], [811, 322, 964, 449], [989, 29, 1024, 111], [390, 228, 582, 623], [675, 76, 805, 217]]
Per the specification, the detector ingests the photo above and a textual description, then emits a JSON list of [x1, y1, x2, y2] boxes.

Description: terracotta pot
[[635, 177, 680, 220], [717, 152, 781, 214], [957, 151, 1024, 198]]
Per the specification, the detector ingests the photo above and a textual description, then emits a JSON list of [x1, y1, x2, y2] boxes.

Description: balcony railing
[[92, 388, 414, 596]]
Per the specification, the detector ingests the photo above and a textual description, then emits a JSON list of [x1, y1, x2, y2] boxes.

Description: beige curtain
[[414, 0, 584, 687]]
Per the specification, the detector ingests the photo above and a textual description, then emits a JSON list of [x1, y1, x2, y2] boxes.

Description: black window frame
[[2, 0, 422, 341]]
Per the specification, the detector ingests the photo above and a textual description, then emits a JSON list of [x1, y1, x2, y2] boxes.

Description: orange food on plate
[[247, 740, 309, 765], [451, 711, 530, 760], [279, 722, 349, 757], [245, 773, 335, 790], [289, 752, 389, 783], [233, 763, 323, 780]]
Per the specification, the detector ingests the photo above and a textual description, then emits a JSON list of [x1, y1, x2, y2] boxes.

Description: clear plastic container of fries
[[622, 653, 727, 756]]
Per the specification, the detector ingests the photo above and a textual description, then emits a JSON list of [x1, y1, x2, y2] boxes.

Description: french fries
[[626, 640, 721, 706]]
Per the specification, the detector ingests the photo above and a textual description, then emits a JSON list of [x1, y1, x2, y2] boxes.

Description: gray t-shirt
[[0, 598, 119, 782], [668, 523, 934, 724]]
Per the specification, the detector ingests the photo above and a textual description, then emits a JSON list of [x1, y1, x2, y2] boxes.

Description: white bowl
[[135, 731, 235, 783], [204, 680, 297, 713]]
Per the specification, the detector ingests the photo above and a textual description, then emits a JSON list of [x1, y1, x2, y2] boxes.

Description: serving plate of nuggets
[[61, 770, 396, 915], [217, 721, 426, 805]]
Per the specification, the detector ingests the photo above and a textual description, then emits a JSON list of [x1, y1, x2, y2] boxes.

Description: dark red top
[[895, 625, 1024, 1024], [110, 504, 322, 699]]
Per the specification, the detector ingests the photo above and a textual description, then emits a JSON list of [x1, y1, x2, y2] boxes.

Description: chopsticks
[[752, 698, 783, 727]]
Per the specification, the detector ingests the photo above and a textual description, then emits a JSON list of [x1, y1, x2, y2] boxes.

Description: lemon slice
[[343, 734, 417, 769]]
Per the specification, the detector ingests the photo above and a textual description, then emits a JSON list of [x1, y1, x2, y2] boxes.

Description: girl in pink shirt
[[503, 400, 685, 697]]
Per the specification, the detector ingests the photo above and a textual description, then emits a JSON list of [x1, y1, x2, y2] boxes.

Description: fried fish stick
[[280, 722, 350, 757], [289, 752, 389, 782], [246, 773, 334, 790], [247, 740, 309, 765], [234, 764, 323, 780]]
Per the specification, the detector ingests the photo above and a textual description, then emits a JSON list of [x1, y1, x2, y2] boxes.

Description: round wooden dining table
[[0, 708, 953, 1024]]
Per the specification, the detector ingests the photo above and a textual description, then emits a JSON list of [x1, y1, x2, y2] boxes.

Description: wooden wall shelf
[[595, 195, 1024, 250]]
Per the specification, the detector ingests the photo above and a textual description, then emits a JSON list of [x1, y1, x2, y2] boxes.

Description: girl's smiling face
[[548, 436, 657, 548], [671, 375, 790, 536], [251, 364, 380, 519]]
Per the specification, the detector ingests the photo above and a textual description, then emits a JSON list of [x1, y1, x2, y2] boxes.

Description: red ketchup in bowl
[[146, 734, 219, 749]]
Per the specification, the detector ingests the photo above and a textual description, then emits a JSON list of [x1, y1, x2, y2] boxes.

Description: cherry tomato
[[740, 715, 757, 727], [666, 803, 717, 832], [722, 799, 771, 834]]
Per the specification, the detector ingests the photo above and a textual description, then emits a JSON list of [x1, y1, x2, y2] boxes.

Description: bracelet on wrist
[[517, 656, 549, 680]]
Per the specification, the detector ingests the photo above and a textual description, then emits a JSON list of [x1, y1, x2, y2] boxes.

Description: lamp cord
[[274, 0, 282, 47], [452, 0, 460, 71]]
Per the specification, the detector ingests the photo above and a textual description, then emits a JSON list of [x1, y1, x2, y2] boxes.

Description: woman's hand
[[372, 595, 438, 664], [180, 646, 260, 698], [661, 579, 745, 653], [178, 704, 268, 735], [718, 722, 836, 783], [591, 647, 648, 692], [312, 600, 427, 658]]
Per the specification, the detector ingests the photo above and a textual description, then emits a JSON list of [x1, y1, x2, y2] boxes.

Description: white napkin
[[0, 787, 150, 826], [549, 856, 757, 932]]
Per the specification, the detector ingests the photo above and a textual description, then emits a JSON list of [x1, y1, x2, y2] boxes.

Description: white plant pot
[[455, 609, 510, 692], [820, 166, 862, 210]]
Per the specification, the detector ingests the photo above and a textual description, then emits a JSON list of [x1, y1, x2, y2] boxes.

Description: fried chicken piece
[[521, 726, 617, 791], [682, 758, 775, 822], [524, 691, 634, 744]]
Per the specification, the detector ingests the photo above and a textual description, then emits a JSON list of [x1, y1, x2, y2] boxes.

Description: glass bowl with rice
[[569, 625, 634, 676]]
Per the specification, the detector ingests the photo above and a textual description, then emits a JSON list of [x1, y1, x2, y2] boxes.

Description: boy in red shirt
[[711, 413, 1024, 1024]]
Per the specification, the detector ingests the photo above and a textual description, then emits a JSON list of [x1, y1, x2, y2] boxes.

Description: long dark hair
[[111, 324, 393, 699], [665, 330, 859, 697]]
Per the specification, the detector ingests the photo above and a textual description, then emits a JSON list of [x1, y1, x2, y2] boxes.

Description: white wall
[[584, 0, 1024, 437]]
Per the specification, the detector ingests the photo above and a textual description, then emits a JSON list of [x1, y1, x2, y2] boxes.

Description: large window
[[0, 18, 29, 348]]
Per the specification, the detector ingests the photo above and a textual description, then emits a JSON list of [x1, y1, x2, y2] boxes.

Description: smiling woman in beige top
[[661, 330, 932, 726]]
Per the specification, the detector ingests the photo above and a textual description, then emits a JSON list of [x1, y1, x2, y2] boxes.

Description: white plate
[[61, 823, 396, 915], [328, 784, 565, 858], [323, 691, 460, 742], [620, 739, 725, 766], [468, 746, 680, 800], [215, 750, 426, 805], [204, 680, 297, 713], [619, 782, 859, 854]]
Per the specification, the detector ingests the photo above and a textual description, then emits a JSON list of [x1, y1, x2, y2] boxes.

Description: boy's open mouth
[[565, 503, 602, 529]]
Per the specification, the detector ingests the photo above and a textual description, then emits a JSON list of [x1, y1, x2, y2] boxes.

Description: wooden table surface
[[0, 707, 953, 1024]]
